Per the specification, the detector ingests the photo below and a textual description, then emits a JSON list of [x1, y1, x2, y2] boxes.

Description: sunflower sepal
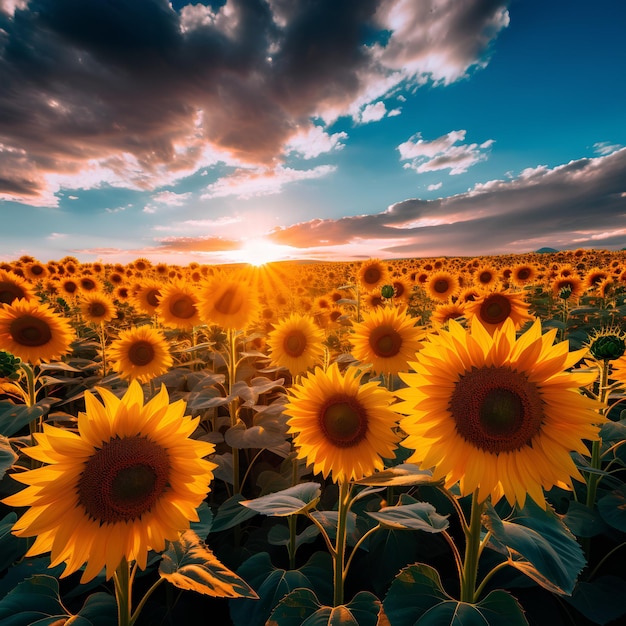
[[158, 529, 259, 599], [240, 482, 321, 517], [482, 499, 586, 596], [383, 562, 529, 626]]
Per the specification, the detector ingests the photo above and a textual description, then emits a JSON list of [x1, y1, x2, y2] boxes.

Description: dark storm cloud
[[267, 149, 626, 255], [0, 0, 510, 204]]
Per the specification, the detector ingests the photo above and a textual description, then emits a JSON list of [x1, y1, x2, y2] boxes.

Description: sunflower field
[[1, 249, 626, 626]]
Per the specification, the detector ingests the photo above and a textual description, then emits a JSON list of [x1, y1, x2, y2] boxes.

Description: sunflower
[[156, 281, 202, 330], [107, 325, 173, 383], [23, 261, 48, 282], [350, 306, 424, 375], [396, 318, 604, 508], [79, 292, 117, 325], [131, 279, 163, 316], [267, 313, 326, 375], [0, 298, 75, 364], [59, 278, 80, 299], [425, 270, 460, 302], [551, 275, 585, 299], [464, 289, 535, 335], [0, 270, 35, 305], [473, 264, 499, 289], [357, 259, 389, 291], [284, 362, 400, 482], [3, 380, 216, 582], [430, 302, 467, 328], [197, 272, 258, 330], [510, 262, 538, 288]]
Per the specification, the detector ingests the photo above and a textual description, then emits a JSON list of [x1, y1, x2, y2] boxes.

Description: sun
[[236, 237, 291, 266]]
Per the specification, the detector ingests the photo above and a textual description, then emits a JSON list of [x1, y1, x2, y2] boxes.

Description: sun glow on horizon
[[233, 237, 295, 266]]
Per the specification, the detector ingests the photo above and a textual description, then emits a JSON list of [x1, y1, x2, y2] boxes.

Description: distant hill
[[535, 247, 559, 254]]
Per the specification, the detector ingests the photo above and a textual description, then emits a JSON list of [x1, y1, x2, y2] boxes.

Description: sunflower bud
[[381, 284, 395, 299], [0, 350, 22, 380], [589, 335, 626, 361]]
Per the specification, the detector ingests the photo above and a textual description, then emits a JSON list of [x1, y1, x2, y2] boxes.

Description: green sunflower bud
[[589, 335, 626, 361], [381, 284, 395, 299], [0, 351, 22, 380]]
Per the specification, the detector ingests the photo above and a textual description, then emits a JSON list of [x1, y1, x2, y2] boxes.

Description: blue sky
[[1, 0, 625, 266]]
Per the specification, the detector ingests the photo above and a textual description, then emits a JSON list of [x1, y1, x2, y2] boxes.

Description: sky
[[1, 0, 625, 267]]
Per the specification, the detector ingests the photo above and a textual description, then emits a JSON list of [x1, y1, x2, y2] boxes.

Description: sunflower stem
[[114, 557, 132, 626], [227, 328, 241, 494], [460, 490, 485, 604], [584, 359, 610, 563], [333, 479, 351, 607], [130, 576, 165, 626], [99, 320, 108, 376]]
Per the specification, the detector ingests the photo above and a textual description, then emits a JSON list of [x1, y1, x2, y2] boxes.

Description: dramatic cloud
[[398, 130, 495, 175], [0, 0, 509, 205], [267, 148, 626, 256]]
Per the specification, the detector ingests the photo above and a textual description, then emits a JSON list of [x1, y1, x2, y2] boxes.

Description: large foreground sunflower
[[3, 381, 216, 582], [284, 362, 400, 482], [350, 306, 424, 375], [107, 325, 173, 383], [0, 298, 75, 364], [266, 312, 326, 375], [396, 318, 604, 508]]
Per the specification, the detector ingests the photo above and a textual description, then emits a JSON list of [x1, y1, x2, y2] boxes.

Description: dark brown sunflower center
[[88, 302, 107, 317], [9, 315, 52, 346], [363, 266, 382, 285], [369, 324, 402, 357], [127, 340, 155, 366], [434, 279, 450, 293], [215, 286, 244, 315], [0, 283, 25, 304], [80, 278, 97, 291], [449, 366, 543, 453], [478, 271, 493, 284], [479, 294, 512, 325], [319, 394, 368, 448], [284, 330, 307, 357], [63, 281, 78, 294], [517, 268, 531, 280], [146, 289, 161, 307], [78, 436, 170, 523], [170, 295, 196, 319]]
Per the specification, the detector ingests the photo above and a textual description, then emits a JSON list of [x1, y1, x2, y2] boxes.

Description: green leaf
[[211, 493, 268, 533], [0, 434, 17, 480], [0, 575, 67, 624], [0, 513, 28, 572], [484, 499, 586, 595], [190, 501, 214, 539], [566, 576, 626, 625], [367, 502, 449, 532], [230, 551, 333, 626], [597, 484, 626, 532], [71, 592, 119, 625], [267, 523, 319, 549], [562, 500, 606, 538], [267, 588, 387, 626], [0, 401, 44, 437], [413, 591, 527, 626], [225, 420, 288, 449], [159, 529, 258, 598], [266, 587, 325, 626], [384, 564, 528, 626], [241, 483, 321, 516], [383, 562, 450, 625], [355, 463, 441, 487]]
